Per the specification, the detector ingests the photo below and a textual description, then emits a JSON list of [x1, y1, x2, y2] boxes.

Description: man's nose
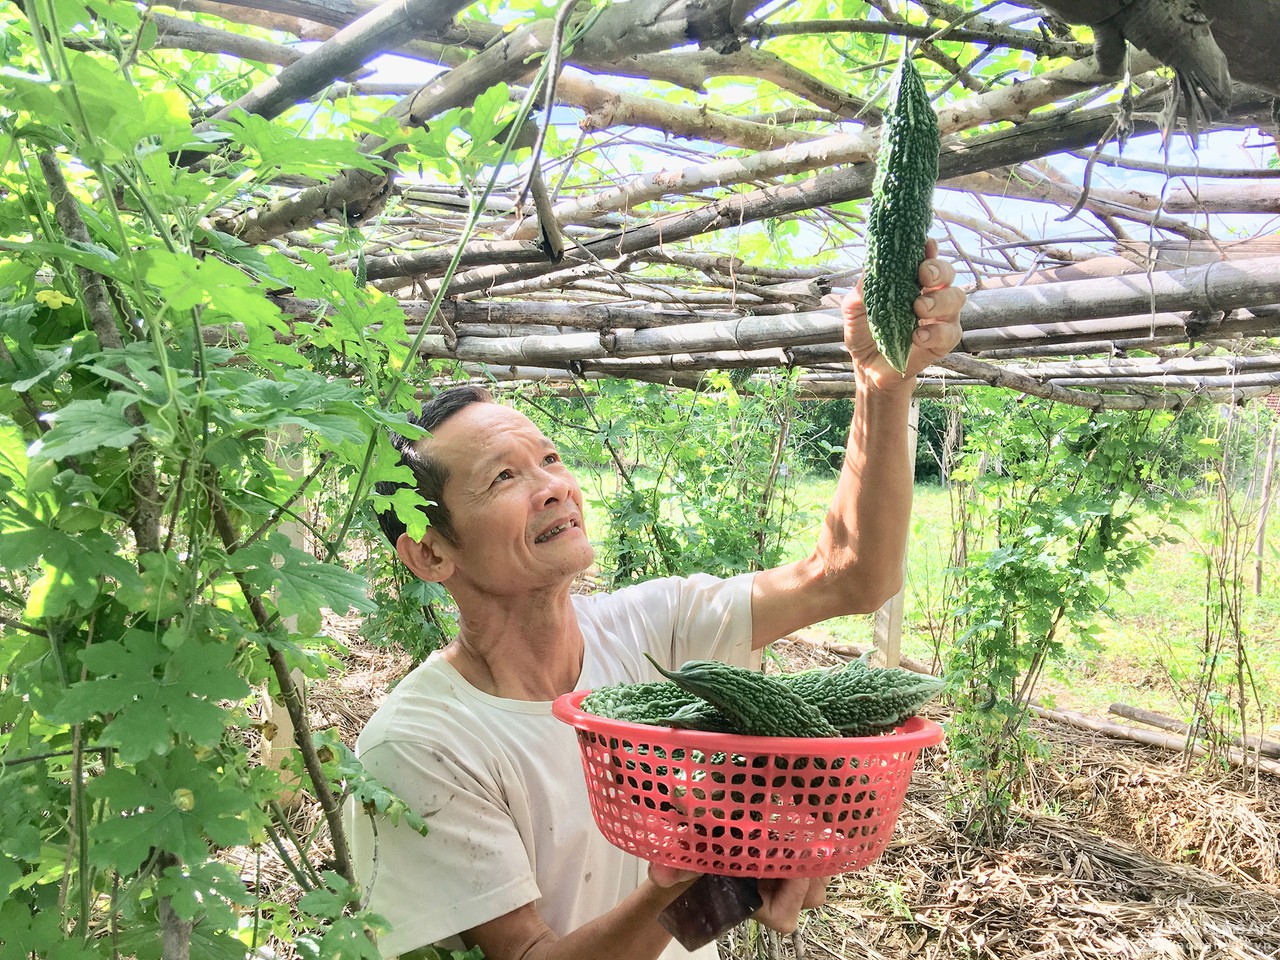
[[536, 467, 571, 504]]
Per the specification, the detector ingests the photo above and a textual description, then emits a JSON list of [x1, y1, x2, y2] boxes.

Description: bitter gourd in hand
[[862, 55, 940, 374]]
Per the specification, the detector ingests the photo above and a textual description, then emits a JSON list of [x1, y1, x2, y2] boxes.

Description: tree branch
[[201, 0, 476, 124], [37, 151, 162, 557], [744, 16, 1089, 58], [598, 45, 879, 118], [557, 69, 819, 151]]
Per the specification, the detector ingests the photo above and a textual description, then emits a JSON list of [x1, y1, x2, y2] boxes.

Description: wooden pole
[[1109, 702, 1280, 759], [872, 399, 919, 669], [1034, 705, 1280, 777]]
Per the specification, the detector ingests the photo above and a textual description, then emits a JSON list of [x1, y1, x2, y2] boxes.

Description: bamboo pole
[[1254, 416, 1280, 595], [1108, 703, 1280, 760], [1033, 705, 1280, 777]]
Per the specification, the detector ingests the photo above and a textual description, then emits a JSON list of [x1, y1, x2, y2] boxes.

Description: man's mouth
[[534, 519, 578, 544]]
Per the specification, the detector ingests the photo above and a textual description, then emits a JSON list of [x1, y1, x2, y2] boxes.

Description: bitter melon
[[580, 681, 737, 732], [780, 661, 944, 736], [644, 655, 838, 738], [580, 657, 943, 739], [862, 54, 940, 374]]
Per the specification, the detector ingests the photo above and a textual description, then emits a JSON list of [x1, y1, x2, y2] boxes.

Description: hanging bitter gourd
[[861, 54, 940, 374]]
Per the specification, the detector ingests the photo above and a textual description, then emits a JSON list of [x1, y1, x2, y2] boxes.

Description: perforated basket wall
[[552, 690, 944, 878]]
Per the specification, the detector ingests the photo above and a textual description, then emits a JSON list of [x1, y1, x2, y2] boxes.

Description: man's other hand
[[842, 238, 965, 390], [752, 876, 828, 934], [648, 865, 827, 936]]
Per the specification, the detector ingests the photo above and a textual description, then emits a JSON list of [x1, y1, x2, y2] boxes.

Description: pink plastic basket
[[552, 689, 944, 878]]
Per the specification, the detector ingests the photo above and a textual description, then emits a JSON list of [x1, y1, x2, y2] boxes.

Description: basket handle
[[656, 874, 762, 950]]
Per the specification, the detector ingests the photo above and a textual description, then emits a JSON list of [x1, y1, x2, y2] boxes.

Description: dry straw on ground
[[231, 623, 1280, 959]]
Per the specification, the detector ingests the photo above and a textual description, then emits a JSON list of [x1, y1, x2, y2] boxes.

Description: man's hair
[[374, 384, 494, 547]]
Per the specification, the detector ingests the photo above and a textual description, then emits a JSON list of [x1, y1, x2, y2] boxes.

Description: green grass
[[580, 468, 1280, 735], [778, 477, 1280, 734]]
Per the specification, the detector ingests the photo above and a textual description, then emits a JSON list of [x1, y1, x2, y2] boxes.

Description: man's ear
[[396, 530, 454, 584]]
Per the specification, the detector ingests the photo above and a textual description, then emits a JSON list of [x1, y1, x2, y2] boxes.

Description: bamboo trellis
[[155, 0, 1280, 409]]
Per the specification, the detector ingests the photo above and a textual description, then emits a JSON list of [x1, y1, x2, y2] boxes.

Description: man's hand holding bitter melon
[[844, 239, 965, 389]]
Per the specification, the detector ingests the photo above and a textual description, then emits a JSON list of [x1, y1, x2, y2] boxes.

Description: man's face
[[422, 402, 594, 594]]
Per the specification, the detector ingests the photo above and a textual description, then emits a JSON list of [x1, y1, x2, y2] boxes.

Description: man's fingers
[[753, 879, 809, 934], [914, 285, 965, 322], [802, 878, 828, 910], [918, 255, 954, 292], [753, 878, 829, 934], [912, 314, 963, 355], [648, 864, 700, 888]]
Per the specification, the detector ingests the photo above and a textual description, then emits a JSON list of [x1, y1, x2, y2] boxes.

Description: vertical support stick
[[1253, 415, 1279, 595], [262, 427, 308, 807], [872, 398, 919, 669]]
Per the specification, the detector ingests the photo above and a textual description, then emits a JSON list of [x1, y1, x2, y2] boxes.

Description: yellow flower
[[35, 289, 76, 309]]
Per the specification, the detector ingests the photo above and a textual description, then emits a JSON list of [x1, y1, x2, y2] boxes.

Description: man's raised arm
[[750, 241, 964, 648]]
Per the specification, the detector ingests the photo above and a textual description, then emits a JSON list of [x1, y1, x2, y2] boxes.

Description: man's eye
[[544, 453, 560, 465], [494, 469, 513, 483]]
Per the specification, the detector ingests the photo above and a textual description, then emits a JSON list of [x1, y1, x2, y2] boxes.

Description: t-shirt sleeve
[[579, 571, 756, 676], [348, 737, 539, 958]]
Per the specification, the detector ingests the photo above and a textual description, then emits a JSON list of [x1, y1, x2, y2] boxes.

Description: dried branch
[[866, 1, 984, 93], [603, 45, 880, 119], [950, 169, 1214, 241], [434, 99, 1157, 295], [744, 16, 1088, 58], [201, 0, 474, 124], [167, 0, 352, 36], [557, 69, 819, 151], [214, 0, 771, 242], [37, 151, 161, 557], [1073, 151, 1280, 180]]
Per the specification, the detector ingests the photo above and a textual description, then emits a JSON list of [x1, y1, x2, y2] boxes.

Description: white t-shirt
[[348, 572, 757, 959]]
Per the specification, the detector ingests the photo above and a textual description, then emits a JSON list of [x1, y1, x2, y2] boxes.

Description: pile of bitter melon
[[581, 654, 943, 738]]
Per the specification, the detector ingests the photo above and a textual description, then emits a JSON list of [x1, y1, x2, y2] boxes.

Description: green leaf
[[213, 109, 387, 178], [0, 67, 68, 126], [142, 249, 287, 334], [0, 416, 26, 492], [32, 392, 142, 461], [154, 860, 251, 926], [56, 629, 249, 762], [236, 535, 375, 634], [297, 876, 358, 919], [86, 754, 257, 873], [0, 238, 130, 283], [63, 53, 198, 158]]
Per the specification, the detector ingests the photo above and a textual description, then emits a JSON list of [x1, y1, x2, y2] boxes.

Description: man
[[349, 241, 964, 960]]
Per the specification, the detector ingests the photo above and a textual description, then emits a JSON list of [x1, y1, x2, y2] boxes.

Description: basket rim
[[552, 688, 945, 754]]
